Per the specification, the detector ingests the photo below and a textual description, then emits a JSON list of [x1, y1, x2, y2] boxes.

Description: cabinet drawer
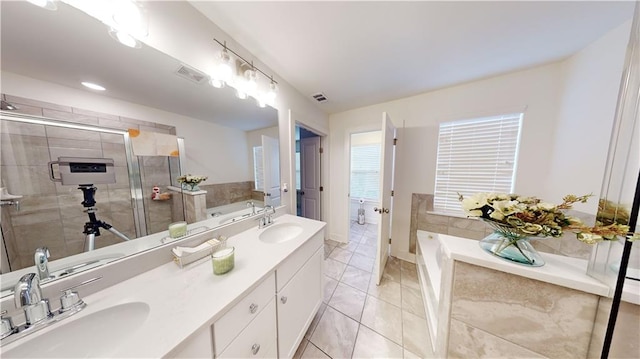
[[217, 299, 277, 359], [214, 272, 275, 356], [276, 229, 323, 291]]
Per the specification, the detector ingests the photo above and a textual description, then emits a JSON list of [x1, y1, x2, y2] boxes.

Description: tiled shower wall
[[0, 94, 177, 271], [409, 193, 592, 259]]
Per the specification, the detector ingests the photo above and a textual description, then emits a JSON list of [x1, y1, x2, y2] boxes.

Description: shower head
[[1, 100, 18, 111]]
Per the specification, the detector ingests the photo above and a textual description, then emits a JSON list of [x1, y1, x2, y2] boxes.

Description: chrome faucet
[[14, 273, 52, 327], [34, 247, 51, 281], [0, 200, 19, 211], [258, 205, 276, 228], [247, 200, 256, 215]]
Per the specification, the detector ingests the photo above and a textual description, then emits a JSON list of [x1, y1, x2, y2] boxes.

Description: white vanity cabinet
[[211, 229, 324, 359], [275, 231, 324, 359], [213, 272, 277, 358], [217, 299, 277, 359]]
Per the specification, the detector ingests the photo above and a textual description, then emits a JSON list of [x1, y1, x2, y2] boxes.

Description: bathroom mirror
[[0, 2, 279, 295]]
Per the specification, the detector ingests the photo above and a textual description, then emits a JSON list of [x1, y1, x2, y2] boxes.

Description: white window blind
[[253, 146, 264, 191], [350, 144, 381, 200], [434, 113, 523, 214]]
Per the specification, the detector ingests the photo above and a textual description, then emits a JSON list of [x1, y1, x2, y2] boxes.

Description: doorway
[[348, 130, 382, 243], [295, 125, 322, 220]]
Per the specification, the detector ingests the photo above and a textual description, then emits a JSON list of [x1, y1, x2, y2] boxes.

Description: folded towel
[[171, 238, 220, 258]]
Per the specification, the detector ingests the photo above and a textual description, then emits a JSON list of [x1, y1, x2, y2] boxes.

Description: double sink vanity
[[0, 213, 325, 358]]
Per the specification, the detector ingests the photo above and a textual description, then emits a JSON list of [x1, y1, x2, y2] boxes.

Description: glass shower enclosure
[[0, 112, 184, 273]]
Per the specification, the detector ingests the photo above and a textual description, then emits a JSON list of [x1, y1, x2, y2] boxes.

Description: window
[[253, 146, 264, 190], [434, 113, 523, 214], [350, 144, 381, 200]]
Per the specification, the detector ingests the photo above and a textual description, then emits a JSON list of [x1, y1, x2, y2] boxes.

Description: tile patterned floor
[[294, 222, 434, 359]]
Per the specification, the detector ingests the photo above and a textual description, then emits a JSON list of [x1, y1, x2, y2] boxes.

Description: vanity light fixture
[[81, 82, 106, 91], [109, 0, 148, 49], [213, 38, 279, 106], [26, 0, 57, 10]]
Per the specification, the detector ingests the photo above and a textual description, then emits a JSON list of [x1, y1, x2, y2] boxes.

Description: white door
[[300, 136, 321, 220], [262, 135, 281, 207], [374, 112, 397, 285]]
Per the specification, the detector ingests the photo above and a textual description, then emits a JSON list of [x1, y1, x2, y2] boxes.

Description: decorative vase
[[479, 220, 545, 267], [181, 182, 201, 192]]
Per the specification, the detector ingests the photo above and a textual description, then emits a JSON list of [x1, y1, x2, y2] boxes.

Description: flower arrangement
[[177, 174, 208, 185], [176, 174, 208, 191], [459, 192, 634, 244]]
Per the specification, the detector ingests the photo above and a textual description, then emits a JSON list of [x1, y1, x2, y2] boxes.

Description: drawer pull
[[249, 303, 258, 314], [251, 343, 260, 355], [280, 296, 287, 304]]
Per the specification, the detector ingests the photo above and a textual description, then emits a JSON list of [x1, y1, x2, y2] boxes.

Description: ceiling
[[191, 1, 635, 114], [0, 1, 278, 132]]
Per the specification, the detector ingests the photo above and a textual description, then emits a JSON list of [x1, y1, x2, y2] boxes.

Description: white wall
[[140, 2, 329, 213], [329, 21, 630, 262], [1, 71, 252, 184], [329, 63, 564, 259], [546, 21, 632, 213]]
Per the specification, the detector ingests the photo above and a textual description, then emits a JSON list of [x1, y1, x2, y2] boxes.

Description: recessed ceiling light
[[81, 82, 106, 91], [108, 28, 141, 49], [26, 0, 57, 10]]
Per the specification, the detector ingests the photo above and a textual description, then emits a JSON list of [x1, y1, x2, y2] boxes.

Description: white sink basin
[[3, 302, 150, 358], [259, 222, 304, 244]]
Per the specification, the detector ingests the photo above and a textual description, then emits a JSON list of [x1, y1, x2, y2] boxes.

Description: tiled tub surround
[[0, 94, 177, 270], [200, 181, 256, 208], [416, 231, 612, 358], [409, 193, 593, 259]]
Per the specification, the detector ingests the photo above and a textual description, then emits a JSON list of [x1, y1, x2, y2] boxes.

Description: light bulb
[[265, 81, 278, 103], [217, 50, 233, 83], [210, 78, 224, 89], [244, 69, 257, 93], [236, 90, 248, 100]]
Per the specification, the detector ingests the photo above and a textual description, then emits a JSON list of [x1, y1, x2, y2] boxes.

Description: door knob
[[280, 296, 287, 304], [383, 208, 389, 213], [249, 303, 258, 314], [251, 343, 260, 355]]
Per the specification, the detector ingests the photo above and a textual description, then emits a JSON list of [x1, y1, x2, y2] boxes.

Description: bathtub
[[206, 201, 264, 227], [416, 230, 443, 350]]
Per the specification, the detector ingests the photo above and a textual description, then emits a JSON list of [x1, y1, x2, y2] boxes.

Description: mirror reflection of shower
[[0, 114, 185, 273], [48, 157, 131, 252]]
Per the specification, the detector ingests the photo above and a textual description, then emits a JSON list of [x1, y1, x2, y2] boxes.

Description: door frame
[[344, 124, 383, 243], [289, 118, 327, 222]]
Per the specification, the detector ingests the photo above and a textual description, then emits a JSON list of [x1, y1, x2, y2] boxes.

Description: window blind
[[350, 144, 381, 200], [253, 146, 264, 191], [433, 113, 523, 214]]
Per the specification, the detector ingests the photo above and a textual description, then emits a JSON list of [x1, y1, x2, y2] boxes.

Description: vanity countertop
[[2, 214, 325, 358], [418, 230, 610, 297]]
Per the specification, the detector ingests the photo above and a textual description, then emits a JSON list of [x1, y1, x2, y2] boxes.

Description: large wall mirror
[[0, 2, 279, 296]]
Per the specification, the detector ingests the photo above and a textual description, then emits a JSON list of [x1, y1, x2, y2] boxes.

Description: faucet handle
[[59, 277, 101, 313], [0, 310, 17, 340]]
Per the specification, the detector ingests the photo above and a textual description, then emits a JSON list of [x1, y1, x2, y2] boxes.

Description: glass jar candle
[[168, 221, 187, 239], [212, 247, 235, 275]]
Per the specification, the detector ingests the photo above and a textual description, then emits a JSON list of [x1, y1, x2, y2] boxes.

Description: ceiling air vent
[[312, 93, 328, 103], [175, 64, 207, 84]]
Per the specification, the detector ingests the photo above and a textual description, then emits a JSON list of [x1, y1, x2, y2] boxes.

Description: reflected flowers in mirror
[[177, 174, 208, 192]]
